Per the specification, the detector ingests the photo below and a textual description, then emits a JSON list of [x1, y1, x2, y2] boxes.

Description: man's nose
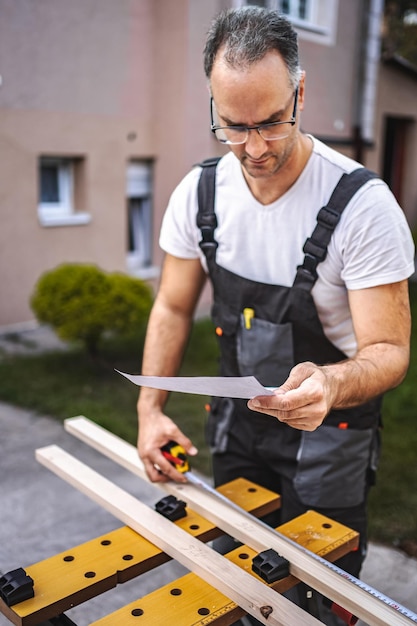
[[244, 128, 268, 158]]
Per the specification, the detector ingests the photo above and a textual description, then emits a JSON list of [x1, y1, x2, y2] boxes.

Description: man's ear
[[298, 70, 306, 111]]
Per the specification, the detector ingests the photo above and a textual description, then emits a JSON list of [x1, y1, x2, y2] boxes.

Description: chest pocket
[[236, 313, 294, 387]]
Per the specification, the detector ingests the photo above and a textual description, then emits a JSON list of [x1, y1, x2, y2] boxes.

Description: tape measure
[[161, 441, 190, 473], [161, 442, 417, 623]]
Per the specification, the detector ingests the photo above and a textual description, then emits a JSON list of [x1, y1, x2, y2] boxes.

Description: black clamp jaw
[[252, 548, 290, 584], [0, 567, 34, 606], [155, 495, 187, 521]]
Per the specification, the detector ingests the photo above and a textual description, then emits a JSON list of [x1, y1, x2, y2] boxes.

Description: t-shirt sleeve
[[159, 167, 203, 260], [336, 179, 415, 290]]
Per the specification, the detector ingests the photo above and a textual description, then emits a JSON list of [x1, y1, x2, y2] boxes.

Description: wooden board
[[35, 444, 324, 626], [63, 416, 416, 626]]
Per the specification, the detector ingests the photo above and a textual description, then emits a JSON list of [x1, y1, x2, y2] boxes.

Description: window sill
[[287, 18, 325, 34], [128, 265, 160, 281], [38, 212, 92, 227]]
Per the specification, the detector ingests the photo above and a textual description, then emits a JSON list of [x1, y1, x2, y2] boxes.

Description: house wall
[[150, 0, 222, 270], [0, 0, 415, 327], [0, 0, 225, 327], [0, 0, 157, 326], [369, 61, 417, 227], [298, 0, 363, 144]]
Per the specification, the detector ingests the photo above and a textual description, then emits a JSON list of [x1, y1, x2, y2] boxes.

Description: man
[[137, 6, 414, 624]]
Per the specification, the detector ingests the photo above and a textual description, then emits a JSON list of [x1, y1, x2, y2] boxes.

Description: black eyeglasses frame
[[210, 86, 299, 144]]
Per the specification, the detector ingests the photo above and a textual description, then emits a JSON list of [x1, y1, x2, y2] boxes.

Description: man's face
[[210, 50, 304, 180]]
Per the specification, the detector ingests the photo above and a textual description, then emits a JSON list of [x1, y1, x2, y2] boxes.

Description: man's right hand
[[137, 407, 198, 483], [136, 254, 205, 483]]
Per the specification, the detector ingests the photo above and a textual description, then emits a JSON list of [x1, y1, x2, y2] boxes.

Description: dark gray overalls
[[197, 159, 381, 585]]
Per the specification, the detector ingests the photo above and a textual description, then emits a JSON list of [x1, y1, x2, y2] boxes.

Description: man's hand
[[248, 280, 411, 430], [136, 254, 205, 483], [248, 361, 334, 431], [137, 408, 198, 483]]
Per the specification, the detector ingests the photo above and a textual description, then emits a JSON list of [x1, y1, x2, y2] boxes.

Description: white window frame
[[38, 157, 90, 227], [126, 161, 159, 280], [232, 0, 338, 46], [279, 0, 314, 22]]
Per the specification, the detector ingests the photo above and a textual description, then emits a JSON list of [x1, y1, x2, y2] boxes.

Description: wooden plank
[[1, 479, 279, 626], [64, 416, 416, 626], [90, 510, 360, 626], [35, 444, 323, 626]]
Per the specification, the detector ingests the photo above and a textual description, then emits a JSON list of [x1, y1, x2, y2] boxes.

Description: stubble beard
[[240, 134, 297, 180]]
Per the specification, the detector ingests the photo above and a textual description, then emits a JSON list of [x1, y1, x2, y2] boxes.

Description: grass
[[0, 288, 416, 551], [0, 319, 219, 475], [366, 281, 417, 550]]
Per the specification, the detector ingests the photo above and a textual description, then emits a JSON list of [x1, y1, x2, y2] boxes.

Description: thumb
[[279, 362, 315, 392]]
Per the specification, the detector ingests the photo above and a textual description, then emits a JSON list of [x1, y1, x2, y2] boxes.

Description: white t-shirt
[[159, 137, 415, 357]]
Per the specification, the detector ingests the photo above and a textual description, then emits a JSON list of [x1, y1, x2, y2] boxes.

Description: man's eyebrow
[[220, 107, 285, 127]]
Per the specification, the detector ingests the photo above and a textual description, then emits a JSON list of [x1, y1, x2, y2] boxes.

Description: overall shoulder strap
[[294, 167, 379, 290], [196, 157, 222, 261]]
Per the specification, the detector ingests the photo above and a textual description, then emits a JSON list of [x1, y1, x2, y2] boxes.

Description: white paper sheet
[[116, 370, 275, 399]]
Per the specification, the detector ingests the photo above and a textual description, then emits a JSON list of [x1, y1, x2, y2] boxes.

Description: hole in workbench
[[131, 608, 144, 616], [322, 523, 332, 529], [248, 487, 257, 493], [170, 588, 182, 596], [101, 539, 111, 546], [84, 571, 96, 578], [189, 524, 200, 530], [198, 608, 210, 615], [238, 552, 250, 560], [123, 554, 134, 561], [63, 555, 74, 562]]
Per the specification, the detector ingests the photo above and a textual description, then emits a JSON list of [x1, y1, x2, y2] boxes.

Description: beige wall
[[150, 0, 222, 269], [299, 0, 362, 141], [0, 0, 226, 326], [0, 0, 416, 327], [0, 0, 158, 325], [372, 61, 417, 226]]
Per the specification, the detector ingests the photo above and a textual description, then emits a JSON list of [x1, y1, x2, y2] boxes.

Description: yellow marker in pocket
[[243, 307, 255, 329]]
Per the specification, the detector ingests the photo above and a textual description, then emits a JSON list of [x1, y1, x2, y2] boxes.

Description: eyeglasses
[[210, 87, 298, 145]]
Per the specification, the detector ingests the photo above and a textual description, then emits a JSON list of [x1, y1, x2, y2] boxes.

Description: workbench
[[1, 416, 415, 626], [0, 476, 357, 626]]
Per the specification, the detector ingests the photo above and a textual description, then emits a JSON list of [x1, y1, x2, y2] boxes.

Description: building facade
[[0, 0, 416, 327]]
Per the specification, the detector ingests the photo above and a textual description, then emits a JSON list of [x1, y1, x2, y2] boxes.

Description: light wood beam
[[64, 416, 416, 626], [36, 444, 321, 626]]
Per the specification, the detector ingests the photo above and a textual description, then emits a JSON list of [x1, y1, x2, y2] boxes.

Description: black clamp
[[155, 495, 187, 521], [252, 549, 290, 584], [0, 568, 34, 606]]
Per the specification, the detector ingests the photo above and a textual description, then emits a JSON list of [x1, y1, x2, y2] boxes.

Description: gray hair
[[204, 6, 302, 88]]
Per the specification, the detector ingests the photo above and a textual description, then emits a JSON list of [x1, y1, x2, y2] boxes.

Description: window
[[280, 0, 312, 21], [126, 161, 157, 278], [232, 0, 313, 18], [38, 157, 90, 227], [233, 0, 338, 45]]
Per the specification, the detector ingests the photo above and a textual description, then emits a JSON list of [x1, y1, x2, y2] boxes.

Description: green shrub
[[30, 263, 153, 356]]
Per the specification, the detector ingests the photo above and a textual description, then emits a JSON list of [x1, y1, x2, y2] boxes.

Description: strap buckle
[[317, 206, 341, 229]]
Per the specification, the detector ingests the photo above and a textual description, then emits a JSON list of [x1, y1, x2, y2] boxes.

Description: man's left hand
[[247, 361, 335, 431]]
